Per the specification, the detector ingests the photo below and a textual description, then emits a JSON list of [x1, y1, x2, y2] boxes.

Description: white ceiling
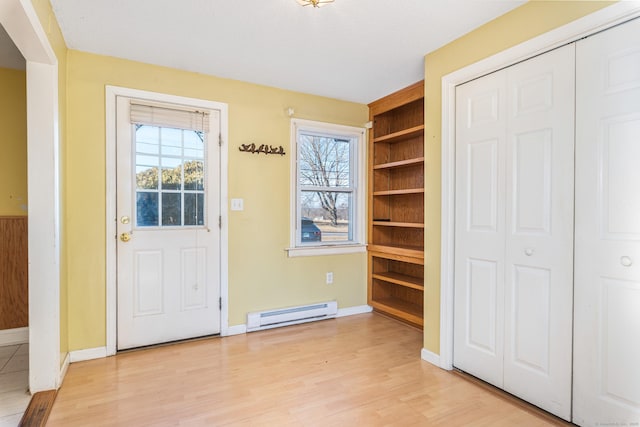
[[48, 0, 525, 104]]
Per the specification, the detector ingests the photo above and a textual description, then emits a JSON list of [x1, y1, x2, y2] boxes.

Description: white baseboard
[[0, 327, 28, 346], [58, 352, 70, 387], [336, 305, 373, 317], [421, 348, 442, 368], [224, 324, 247, 336], [70, 346, 107, 363]]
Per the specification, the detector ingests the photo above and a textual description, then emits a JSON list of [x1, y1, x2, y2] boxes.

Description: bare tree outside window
[[296, 131, 354, 244], [298, 134, 351, 227]]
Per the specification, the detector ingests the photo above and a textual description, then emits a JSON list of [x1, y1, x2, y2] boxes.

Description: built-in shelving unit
[[367, 81, 424, 329]]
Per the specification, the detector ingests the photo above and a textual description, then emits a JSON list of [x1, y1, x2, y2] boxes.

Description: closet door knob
[[524, 248, 534, 256], [621, 256, 632, 267]]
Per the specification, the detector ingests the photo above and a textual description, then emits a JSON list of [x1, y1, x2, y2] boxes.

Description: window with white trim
[[289, 119, 366, 257], [130, 102, 210, 228]]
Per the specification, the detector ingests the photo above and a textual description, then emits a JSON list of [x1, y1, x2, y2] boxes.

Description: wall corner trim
[[421, 348, 442, 368], [336, 305, 373, 317], [224, 325, 247, 336], [58, 353, 70, 388], [69, 347, 108, 363]]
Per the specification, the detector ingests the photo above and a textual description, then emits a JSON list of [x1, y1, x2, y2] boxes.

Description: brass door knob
[[120, 232, 131, 242]]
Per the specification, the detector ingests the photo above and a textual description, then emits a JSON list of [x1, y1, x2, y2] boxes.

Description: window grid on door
[[134, 124, 207, 228]]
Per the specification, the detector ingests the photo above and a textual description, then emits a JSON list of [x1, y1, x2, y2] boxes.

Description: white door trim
[[105, 86, 229, 356], [0, 0, 61, 392], [438, 1, 640, 371]]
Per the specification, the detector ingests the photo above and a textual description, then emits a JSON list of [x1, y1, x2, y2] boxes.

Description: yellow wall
[[30, 0, 70, 361], [0, 68, 27, 216], [423, 1, 615, 353], [65, 51, 368, 350], [34, 0, 614, 355]]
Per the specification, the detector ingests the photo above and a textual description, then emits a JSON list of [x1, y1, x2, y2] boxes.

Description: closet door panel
[[575, 17, 640, 426], [511, 130, 552, 233], [503, 44, 575, 421], [454, 70, 507, 388], [601, 117, 640, 237]]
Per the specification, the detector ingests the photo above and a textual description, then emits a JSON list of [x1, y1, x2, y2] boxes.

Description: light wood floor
[[47, 314, 568, 426]]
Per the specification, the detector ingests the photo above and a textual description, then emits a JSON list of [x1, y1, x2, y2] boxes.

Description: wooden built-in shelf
[[369, 250, 423, 265], [372, 272, 424, 290], [372, 221, 424, 228], [373, 188, 424, 196], [368, 81, 425, 330], [368, 244, 424, 260], [370, 298, 423, 327], [373, 157, 424, 170], [373, 125, 424, 144]]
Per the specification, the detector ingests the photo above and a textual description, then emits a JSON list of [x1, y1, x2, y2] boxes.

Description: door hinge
[[219, 297, 222, 310], [218, 215, 222, 229], [219, 133, 223, 146]]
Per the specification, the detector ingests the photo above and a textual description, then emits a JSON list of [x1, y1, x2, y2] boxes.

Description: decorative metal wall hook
[[239, 143, 286, 156]]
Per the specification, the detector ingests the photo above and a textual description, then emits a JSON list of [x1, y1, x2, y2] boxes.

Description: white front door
[[454, 44, 575, 420], [573, 18, 640, 426], [116, 96, 221, 350]]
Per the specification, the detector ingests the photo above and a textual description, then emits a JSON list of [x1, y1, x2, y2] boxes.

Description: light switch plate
[[231, 198, 244, 211]]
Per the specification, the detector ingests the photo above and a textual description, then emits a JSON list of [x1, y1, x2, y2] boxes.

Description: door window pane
[[184, 131, 204, 150], [136, 166, 159, 190], [184, 131, 204, 159], [162, 193, 181, 226], [136, 192, 159, 226], [136, 141, 159, 155], [161, 157, 182, 190], [162, 146, 182, 156], [184, 160, 204, 191], [136, 125, 159, 144], [185, 193, 204, 226], [160, 127, 182, 148]]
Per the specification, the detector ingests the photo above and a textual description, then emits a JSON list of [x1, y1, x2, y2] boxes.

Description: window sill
[[286, 244, 367, 258]]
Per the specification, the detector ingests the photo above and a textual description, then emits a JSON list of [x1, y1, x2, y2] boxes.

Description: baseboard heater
[[246, 301, 338, 332]]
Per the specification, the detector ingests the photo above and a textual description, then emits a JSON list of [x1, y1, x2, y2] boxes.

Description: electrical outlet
[[231, 198, 244, 211], [326, 272, 333, 284]]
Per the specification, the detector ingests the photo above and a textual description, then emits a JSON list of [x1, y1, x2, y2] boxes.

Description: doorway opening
[[0, 0, 62, 401]]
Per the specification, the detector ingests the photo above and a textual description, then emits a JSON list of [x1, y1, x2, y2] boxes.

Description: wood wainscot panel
[[0, 216, 28, 329]]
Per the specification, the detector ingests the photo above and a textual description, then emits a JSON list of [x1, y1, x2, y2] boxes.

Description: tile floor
[[0, 344, 30, 427]]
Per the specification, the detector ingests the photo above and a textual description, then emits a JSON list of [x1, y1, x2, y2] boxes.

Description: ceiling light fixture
[[296, 0, 334, 7]]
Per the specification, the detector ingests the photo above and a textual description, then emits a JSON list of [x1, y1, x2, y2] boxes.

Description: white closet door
[[574, 18, 640, 426], [503, 45, 575, 420], [454, 70, 507, 389], [455, 44, 575, 420]]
